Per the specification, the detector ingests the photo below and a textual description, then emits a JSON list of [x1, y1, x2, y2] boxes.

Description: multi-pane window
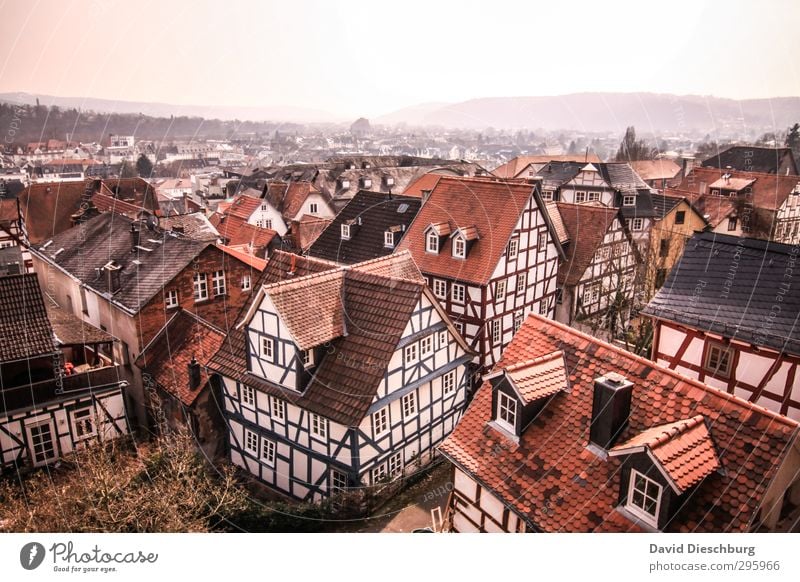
[[438, 330, 447, 348], [538, 301, 548, 315], [541, 190, 554, 201], [426, 231, 439, 253], [627, 470, 662, 525], [516, 272, 527, 294], [623, 195, 636, 206], [72, 408, 96, 440], [244, 429, 258, 454], [583, 282, 600, 304], [727, 218, 737, 231], [452, 283, 465, 303], [490, 319, 501, 344], [261, 337, 274, 360], [453, 237, 466, 258], [261, 439, 276, 466], [372, 407, 388, 436], [372, 463, 388, 484], [454, 321, 464, 335], [388, 452, 403, 478], [330, 469, 349, 493], [497, 392, 517, 431], [165, 289, 179, 309], [302, 349, 314, 368], [443, 370, 456, 395], [675, 210, 686, 225], [513, 310, 524, 333], [193, 272, 208, 301], [402, 392, 417, 418], [538, 231, 547, 249], [310, 413, 327, 439], [242, 274, 251, 290], [212, 270, 226, 296], [705, 343, 733, 377], [587, 191, 600, 202], [575, 191, 587, 203], [384, 231, 395, 248], [420, 335, 433, 357], [241, 385, 256, 407], [632, 218, 644, 231], [271, 396, 285, 421], [309, 203, 318, 214], [496, 279, 506, 301], [433, 279, 447, 299], [507, 238, 519, 259], [341, 224, 351, 239], [404, 343, 418, 364]]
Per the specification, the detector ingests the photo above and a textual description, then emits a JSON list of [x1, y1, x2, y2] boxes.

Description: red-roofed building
[[439, 314, 800, 532], [397, 176, 565, 375]]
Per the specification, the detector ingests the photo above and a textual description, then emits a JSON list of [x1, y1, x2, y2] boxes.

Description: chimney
[[104, 261, 122, 294], [188, 356, 202, 390], [680, 156, 694, 179], [589, 372, 633, 450], [130, 223, 140, 250]]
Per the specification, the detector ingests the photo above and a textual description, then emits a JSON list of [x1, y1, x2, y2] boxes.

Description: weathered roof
[[45, 300, 115, 346], [494, 155, 601, 179], [439, 314, 799, 532], [159, 213, 219, 241], [18, 181, 91, 244], [501, 350, 569, 404], [700, 146, 798, 175], [308, 190, 421, 265], [629, 159, 682, 182], [402, 173, 442, 197], [642, 231, 800, 354], [0, 273, 57, 362], [553, 202, 621, 286], [210, 213, 279, 255]]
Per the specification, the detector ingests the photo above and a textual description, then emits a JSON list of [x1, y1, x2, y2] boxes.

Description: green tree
[[614, 126, 655, 162], [786, 123, 800, 158], [136, 153, 154, 178], [119, 160, 137, 178]]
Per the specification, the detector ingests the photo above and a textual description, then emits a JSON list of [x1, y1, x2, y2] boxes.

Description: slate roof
[[610, 415, 721, 494], [642, 231, 800, 354], [649, 192, 685, 219], [33, 212, 210, 314], [701, 146, 798, 175], [397, 177, 551, 285], [553, 203, 622, 286], [135, 310, 226, 407], [493, 155, 601, 179], [0, 273, 57, 362], [308, 190, 421, 265], [439, 314, 799, 532], [158, 213, 219, 241]]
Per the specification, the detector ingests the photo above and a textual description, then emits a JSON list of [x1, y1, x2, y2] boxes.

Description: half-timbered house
[[0, 273, 129, 470], [439, 314, 800, 532], [397, 176, 564, 376], [208, 251, 473, 501], [643, 232, 800, 420]]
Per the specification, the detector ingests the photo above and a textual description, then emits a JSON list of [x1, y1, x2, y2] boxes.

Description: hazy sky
[[1, 0, 799, 118]]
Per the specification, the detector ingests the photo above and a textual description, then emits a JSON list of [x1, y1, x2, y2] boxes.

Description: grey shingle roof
[[700, 146, 797, 175], [642, 232, 800, 354], [0, 273, 57, 362]]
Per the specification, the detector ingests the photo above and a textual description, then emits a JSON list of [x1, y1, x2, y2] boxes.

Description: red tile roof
[[210, 213, 278, 256], [18, 181, 90, 243], [610, 415, 721, 494], [225, 194, 263, 220], [218, 244, 267, 271], [493, 155, 601, 179], [291, 215, 331, 251], [675, 167, 800, 214], [629, 160, 681, 182], [439, 314, 798, 532], [502, 350, 569, 404], [553, 202, 621, 286], [397, 177, 537, 285], [402, 173, 442, 197]]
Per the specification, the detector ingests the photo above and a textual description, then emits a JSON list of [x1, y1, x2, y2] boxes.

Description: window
[[404, 343, 418, 364], [244, 429, 258, 454], [632, 218, 644, 231], [659, 239, 669, 258], [402, 392, 417, 418], [420, 335, 433, 357], [372, 463, 388, 484], [261, 337, 274, 360], [165, 289, 179, 309], [271, 397, 285, 421], [330, 469, 349, 493], [433, 279, 447, 299], [516, 272, 527, 294], [454, 321, 464, 335], [452, 283, 465, 303], [453, 236, 466, 258], [595, 246, 609, 262], [341, 224, 351, 239], [443, 370, 456, 395], [372, 407, 388, 436], [256, 218, 273, 229], [490, 319, 501, 344], [496, 392, 517, 432], [212, 270, 226, 296], [623, 195, 636, 206], [72, 408, 96, 440], [496, 279, 506, 301], [727, 218, 737, 231], [426, 230, 439, 253], [438, 330, 447, 348], [309, 203, 318, 214], [541, 190, 554, 201], [513, 310, 524, 333], [587, 191, 600, 202], [507, 238, 519, 259], [575, 191, 587, 203], [675, 210, 686, 225], [310, 414, 327, 439], [261, 439, 276, 466], [627, 470, 662, 526], [193, 273, 208, 301], [384, 231, 395, 248], [705, 343, 733, 377], [362, 178, 372, 188], [583, 282, 600, 304], [538, 231, 547, 250], [711, 189, 720, 196], [261, 203, 268, 211], [388, 452, 403, 477], [242, 274, 251, 291], [241, 385, 255, 407], [538, 301, 547, 315], [301, 349, 314, 368]]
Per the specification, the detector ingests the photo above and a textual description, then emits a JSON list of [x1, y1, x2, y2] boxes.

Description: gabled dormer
[[360, 176, 372, 189], [450, 226, 479, 259], [384, 224, 405, 248], [337, 177, 351, 191], [424, 222, 451, 254], [609, 415, 721, 530], [485, 350, 570, 439], [341, 217, 361, 240]]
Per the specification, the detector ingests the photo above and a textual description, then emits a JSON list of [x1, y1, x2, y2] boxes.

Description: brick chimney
[[130, 223, 140, 251], [589, 372, 633, 450]]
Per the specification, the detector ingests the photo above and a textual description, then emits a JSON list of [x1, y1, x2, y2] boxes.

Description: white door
[[26, 419, 58, 466]]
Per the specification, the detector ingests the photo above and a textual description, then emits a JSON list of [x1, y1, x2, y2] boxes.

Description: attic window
[[426, 230, 439, 253], [339, 178, 350, 190], [385, 176, 395, 186], [541, 190, 554, 201], [626, 470, 662, 527], [623, 195, 636, 206], [397, 203, 409, 213], [453, 236, 466, 259], [341, 224, 351, 240], [384, 231, 395, 248], [361, 177, 372, 188], [496, 392, 517, 433]]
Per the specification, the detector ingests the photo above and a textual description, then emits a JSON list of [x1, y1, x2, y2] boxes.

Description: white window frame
[[310, 413, 327, 440], [261, 438, 276, 466], [452, 283, 465, 304], [301, 349, 314, 368], [71, 407, 96, 441], [575, 191, 587, 203], [496, 391, 517, 433], [244, 429, 258, 455], [623, 195, 636, 206], [727, 217, 737, 231], [404, 343, 418, 364], [193, 272, 208, 302], [420, 335, 433, 357], [626, 469, 662, 527], [705, 342, 733, 377], [165, 289, 179, 309], [402, 392, 417, 418], [341, 224, 351, 239], [453, 236, 466, 259], [516, 272, 527, 294], [454, 321, 464, 335], [496, 279, 506, 301], [330, 469, 348, 493], [513, 310, 524, 333], [271, 396, 285, 421], [241, 384, 256, 408], [261, 336, 274, 361], [438, 330, 447, 348], [388, 451, 403, 478], [541, 190, 553, 201], [242, 274, 251, 291], [372, 407, 388, 437], [384, 231, 395, 248], [632, 218, 644, 231], [433, 279, 447, 299], [583, 282, 600, 304], [507, 238, 519, 259], [538, 300, 548, 315], [490, 319, 501, 344], [372, 463, 388, 484], [442, 370, 456, 395], [309, 202, 318, 214], [587, 191, 600, 202], [426, 230, 439, 253], [212, 270, 226, 296], [538, 231, 547, 250]]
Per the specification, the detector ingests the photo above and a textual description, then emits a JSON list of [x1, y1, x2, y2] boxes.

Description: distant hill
[[375, 93, 800, 132]]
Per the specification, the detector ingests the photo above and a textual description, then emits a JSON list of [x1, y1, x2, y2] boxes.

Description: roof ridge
[[526, 314, 799, 430], [262, 265, 346, 292], [505, 349, 564, 372], [647, 415, 707, 449]]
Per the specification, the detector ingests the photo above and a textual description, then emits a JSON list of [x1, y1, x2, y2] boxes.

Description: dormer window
[[627, 470, 662, 527], [384, 175, 395, 187], [341, 224, 351, 240], [361, 176, 372, 189], [338, 178, 350, 190], [302, 349, 314, 368], [623, 195, 636, 206], [385, 231, 395, 248], [426, 230, 439, 253], [453, 236, 466, 259], [496, 391, 517, 433]]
